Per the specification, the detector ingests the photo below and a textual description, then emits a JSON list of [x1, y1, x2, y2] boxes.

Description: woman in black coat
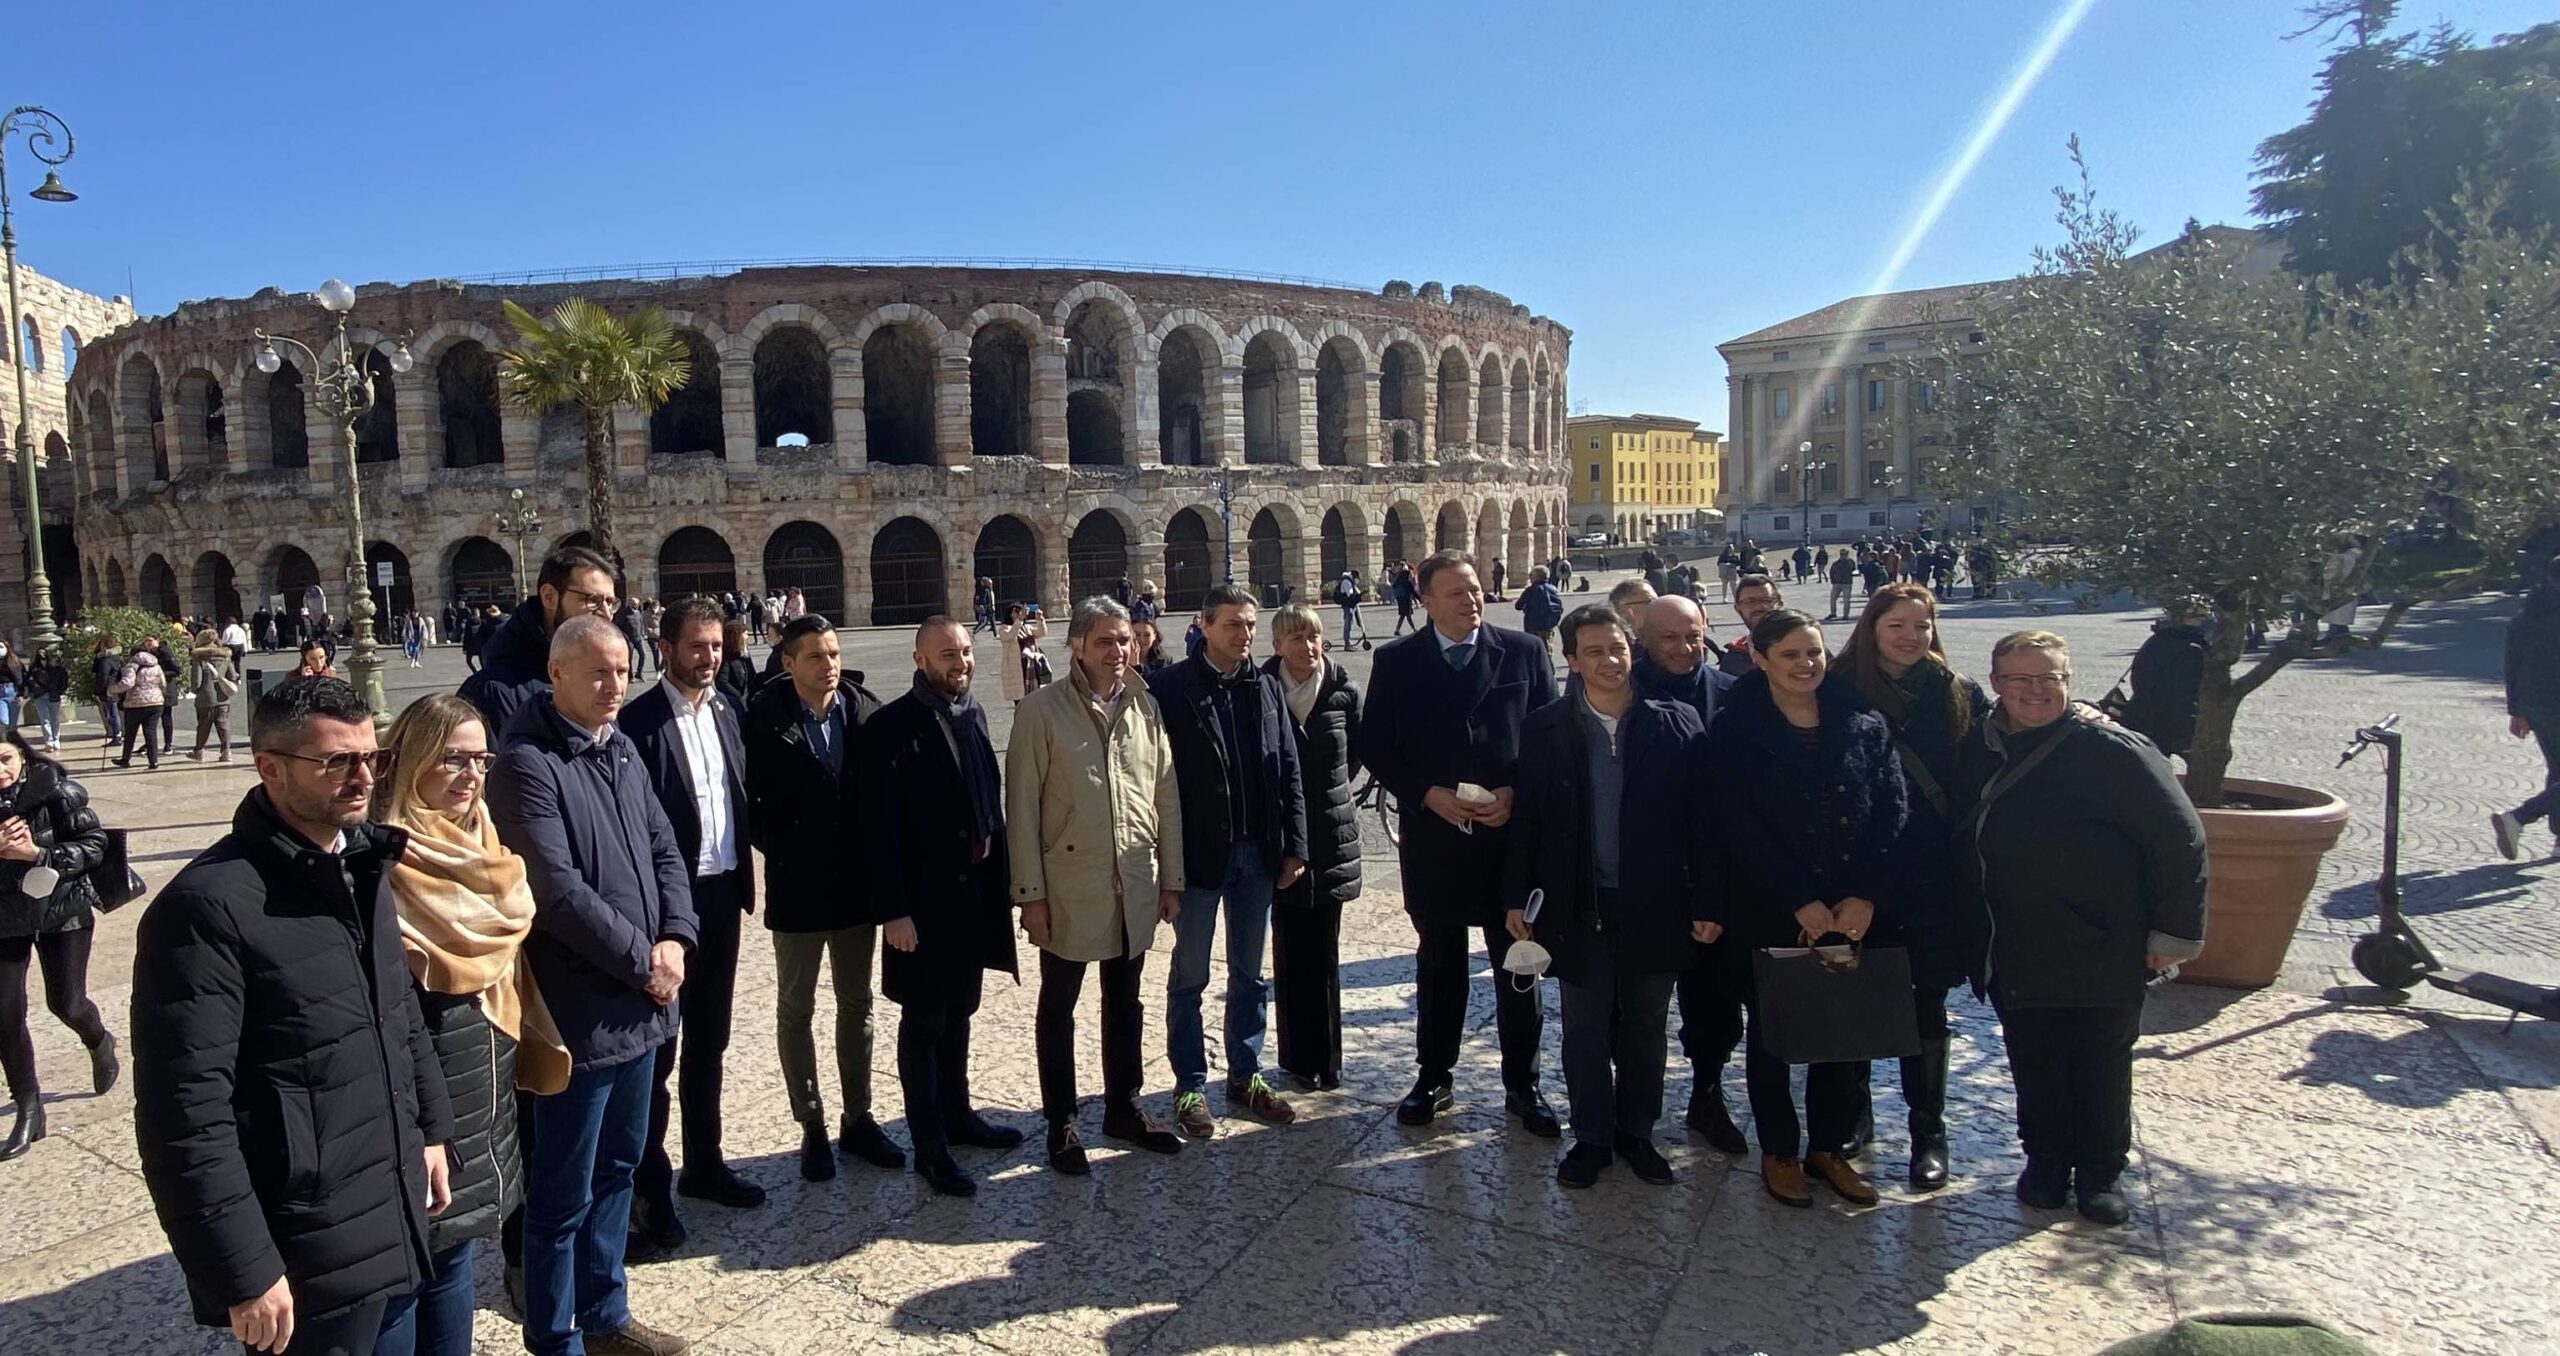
[[1827, 583, 1993, 1191], [0, 726, 113, 1159], [1706, 609, 1909, 1210], [2495, 555, 2560, 860], [1263, 606, 1363, 1090]]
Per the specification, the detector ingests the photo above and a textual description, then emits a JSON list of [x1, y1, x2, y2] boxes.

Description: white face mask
[[21, 864, 57, 898], [1502, 887, 1551, 990]]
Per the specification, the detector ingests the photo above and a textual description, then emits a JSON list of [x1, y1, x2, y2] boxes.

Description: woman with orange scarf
[[372, 693, 568, 1356]]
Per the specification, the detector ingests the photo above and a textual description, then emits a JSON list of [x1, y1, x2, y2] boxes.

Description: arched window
[[438, 342, 503, 468], [762, 521, 844, 620], [1156, 329, 1211, 467], [869, 517, 946, 625], [649, 331, 724, 457], [17, 317, 40, 374], [1067, 512, 1130, 604], [862, 325, 933, 465], [972, 516, 1038, 610], [968, 323, 1033, 458], [752, 327, 831, 448], [657, 526, 737, 598]]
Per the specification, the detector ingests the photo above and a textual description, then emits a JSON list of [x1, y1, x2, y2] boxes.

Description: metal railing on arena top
[[446, 257, 1374, 292]]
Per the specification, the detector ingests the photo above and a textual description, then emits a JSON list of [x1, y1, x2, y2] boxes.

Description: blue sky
[[6, 0, 2549, 428]]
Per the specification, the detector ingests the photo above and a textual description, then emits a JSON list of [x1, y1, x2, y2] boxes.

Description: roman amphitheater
[[36, 264, 1570, 630]]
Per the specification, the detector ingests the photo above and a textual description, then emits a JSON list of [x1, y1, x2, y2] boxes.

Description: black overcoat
[[1353, 623, 1558, 929], [1146, 654, 1309, 890], [1702, 671, 1909, 950], [858, 681, 1018, 1007], [1262, 656, 1363, 908], [1824, 662, 1993, 992], [744, 674, 882, 933]]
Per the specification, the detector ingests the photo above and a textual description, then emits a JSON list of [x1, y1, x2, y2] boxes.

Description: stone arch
[[1437, 499, 1469, 553], [267, 544, 319, 616], [870, 516, 947, 626], [1475, 353, 1504, 446], [1378, 334, 1427, 461], [753, 324, 834, 447], [192, 550, 243, 622], [1240, 329, 1300, 465], [83, 386, 117, 482], [967, 318, 1035, 459], [1067, 508, 1134, 604], [118, 350, 167, 484], [651, 328, 725, 457], [973, 514, 1040, 611], [14, 316, 38, 375], [353, 348, 399, 464], [763, 520, 844, 622], [657, 525, 738, 599], [1062, 297, 1135, 465], [104, 558, 128, 608], [1435, 345, 1472, 449], [1508, 356, 1532, 452], [860, 321, 936, 466], [1050, 282, 1143, 350], [1509, 499, 1533, 584], [446, 535, 516, 607], [733, 303, 845, 356], [1383, 499, 1423, 570], [172, 362, 227, 472], [1066, 388, 1124, 466], [1315, 335, 1362, 467], [1163, 506, 1218, 612], [365, 541, 415, 618], [1476, 500, 1503, 574], [436, 340, 505, 468], [1319, 503, 1365, 586], [1153, 321, 1220, 467], [140, 553, 180, 619], [1245, 500, 1306, 599], [1532, 350, 1553, 454]]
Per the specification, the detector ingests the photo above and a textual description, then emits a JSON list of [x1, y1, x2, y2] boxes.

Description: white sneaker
[[2493, 811, 2523, 862]]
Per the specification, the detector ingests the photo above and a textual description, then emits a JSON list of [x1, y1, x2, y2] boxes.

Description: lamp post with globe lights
[[1775, 439, 1832, 549], [1, 105, 79, 654], [251, 280, 412, 728], [495, 487, 542, 603]]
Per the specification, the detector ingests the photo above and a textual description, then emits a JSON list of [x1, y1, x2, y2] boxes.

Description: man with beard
[[617, 597, 765, 1254], [859, 617, 1026, 1197], [135, 678, 453, 1355], [1724, 574, 1783, 678], [459, 547, 621, 733]]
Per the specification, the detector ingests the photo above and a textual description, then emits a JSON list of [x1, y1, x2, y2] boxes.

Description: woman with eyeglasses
[[1705, 608, 1907, 1209], [1955, 630, 2206, 1227], [372, 693, 568, 1355], [1827, 583, 1991, 1191], [0, 725, 114, 1160]]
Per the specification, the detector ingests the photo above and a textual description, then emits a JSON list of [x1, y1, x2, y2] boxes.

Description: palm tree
[[497, 298, 690, 565]]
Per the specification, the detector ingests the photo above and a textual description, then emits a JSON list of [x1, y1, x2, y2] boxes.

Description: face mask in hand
[[20, 864, 57, 898], [1501, 887, 1551, 991]]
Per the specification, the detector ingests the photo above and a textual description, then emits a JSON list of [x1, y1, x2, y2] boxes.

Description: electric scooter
[[2344, 714, 2560, 1020]]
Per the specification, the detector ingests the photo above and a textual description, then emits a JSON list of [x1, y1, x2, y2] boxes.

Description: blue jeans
[[1339, 604, 1362, 647], [30, 697, 56, 747], [376, 1238, 475, 1356], [1167, 841, 1275, 1093], [523, 1053, 652, 1355]]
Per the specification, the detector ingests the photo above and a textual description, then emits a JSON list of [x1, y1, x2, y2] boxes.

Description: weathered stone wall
[[0, 259, 137, 636], [65, 267, 1571, 627]]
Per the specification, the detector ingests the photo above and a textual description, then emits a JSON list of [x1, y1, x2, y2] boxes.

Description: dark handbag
[[1751, 939, 1922, 1065], [87, 827, 146, 913]]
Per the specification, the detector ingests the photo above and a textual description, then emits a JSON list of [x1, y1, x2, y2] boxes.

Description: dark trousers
[[249, 1296, 388, 1356], [1414, 919, 1542, 1089], [1840, 984, 1956, 1148], [118, 704, 163, 766], [1558, 956, 1675, 1148], [1035, 948, 1146, 1124], [1272, 892, 1345, 1080], [1743, 998, 1866, 1158], [1997, 1001, 2141, 1188], [1674, 949, 1745, 1086], [635, 869, 747, 1200], [897, 971, 983, 1154], [0, 927, 107, 1101], [2515, 715, 2560, 827]]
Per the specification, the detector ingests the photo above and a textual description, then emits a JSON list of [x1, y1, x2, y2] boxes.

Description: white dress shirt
[[659, 677, 739, 875]]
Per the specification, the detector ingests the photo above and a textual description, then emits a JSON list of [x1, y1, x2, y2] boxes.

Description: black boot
[[1902, 1037, 1951, 1192], [90, 1031, 118, 1097], [0, 1099, 44, 1161]]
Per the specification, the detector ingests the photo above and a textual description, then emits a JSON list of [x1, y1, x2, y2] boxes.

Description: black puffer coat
[[1825, 662, 1993, 992], [0, 760, 107, 939], [415, 990, 520, 1252], [456, 598, 552, 734], [1264, 656, 1363, 908], [1703, 671, 1909, 950]]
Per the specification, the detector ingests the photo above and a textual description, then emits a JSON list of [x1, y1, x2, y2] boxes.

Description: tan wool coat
[[1003, 663, 1185, 963]]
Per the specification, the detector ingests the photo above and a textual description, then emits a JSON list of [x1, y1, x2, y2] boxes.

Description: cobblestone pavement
[[2, 590, 2555, 1353]]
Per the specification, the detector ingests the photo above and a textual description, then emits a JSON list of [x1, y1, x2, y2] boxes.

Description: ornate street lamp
[[495, 487, 542, 603], [1, 105, 79, 655], [1776, 439, 1832, 549], [251, 281, 412, 727], [1213, 464, 1238, 587]]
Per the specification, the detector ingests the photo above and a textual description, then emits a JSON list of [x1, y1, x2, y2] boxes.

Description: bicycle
[[1352, 771, 1400, 851]]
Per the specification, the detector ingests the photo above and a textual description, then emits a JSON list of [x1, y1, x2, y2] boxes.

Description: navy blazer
[[1354, 621, 1558, 928], [617, 681, 755, 908]]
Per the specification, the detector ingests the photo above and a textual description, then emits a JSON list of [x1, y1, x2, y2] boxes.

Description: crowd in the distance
[[102, 540, 2224, 1356]]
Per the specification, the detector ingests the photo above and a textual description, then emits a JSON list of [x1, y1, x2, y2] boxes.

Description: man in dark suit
[[616, 596, 765, 1255], [1354, 548, 1561, 1134], [859, 616, 1026, 1198], [745, 614, 899, 1182]]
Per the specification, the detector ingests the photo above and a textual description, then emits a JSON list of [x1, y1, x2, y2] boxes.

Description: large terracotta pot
[[2177, 777, 2351, 989]]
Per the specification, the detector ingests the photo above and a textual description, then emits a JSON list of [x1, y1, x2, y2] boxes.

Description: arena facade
[[58, 265, 1570, 629]]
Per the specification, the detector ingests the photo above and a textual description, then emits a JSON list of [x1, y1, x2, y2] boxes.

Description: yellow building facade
[[1565, 413, 1724, 543]]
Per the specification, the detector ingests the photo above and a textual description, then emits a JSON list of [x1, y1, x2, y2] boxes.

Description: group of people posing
[[117, 541, 2211, 1356]]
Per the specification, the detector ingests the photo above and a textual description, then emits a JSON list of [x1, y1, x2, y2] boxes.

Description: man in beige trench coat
[[1006, 596, 1189, 1174]]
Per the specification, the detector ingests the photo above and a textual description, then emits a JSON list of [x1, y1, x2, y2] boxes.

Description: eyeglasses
[[278, 748, 396, 782], [433, 752, 498, 775], [1991, 671, 2072, 691], [563, 586, 618, 615]]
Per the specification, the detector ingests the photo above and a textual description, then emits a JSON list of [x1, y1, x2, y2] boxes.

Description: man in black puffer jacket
[[458, 547, 620, 735], [134, 678, 452, 1355]]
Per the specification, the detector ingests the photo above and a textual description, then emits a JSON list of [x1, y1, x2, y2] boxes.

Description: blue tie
[[1446, 641, 1475, 671]]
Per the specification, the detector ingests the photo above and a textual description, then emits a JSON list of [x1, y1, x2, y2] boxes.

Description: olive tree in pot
[[1934, 163, 2560, 986]]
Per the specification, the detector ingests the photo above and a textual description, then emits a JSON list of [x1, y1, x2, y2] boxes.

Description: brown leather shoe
[[585, 1317, 691, 1356], [1761, 1154, 1812, 1208], [1805, 1150, 1879, 1206]]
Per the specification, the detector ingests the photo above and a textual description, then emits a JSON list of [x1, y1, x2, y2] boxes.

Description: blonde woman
[[373, 693, 568, 1356]]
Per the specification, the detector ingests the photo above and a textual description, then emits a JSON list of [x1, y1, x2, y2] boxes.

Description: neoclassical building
[[61, 266, 1569, 628]]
